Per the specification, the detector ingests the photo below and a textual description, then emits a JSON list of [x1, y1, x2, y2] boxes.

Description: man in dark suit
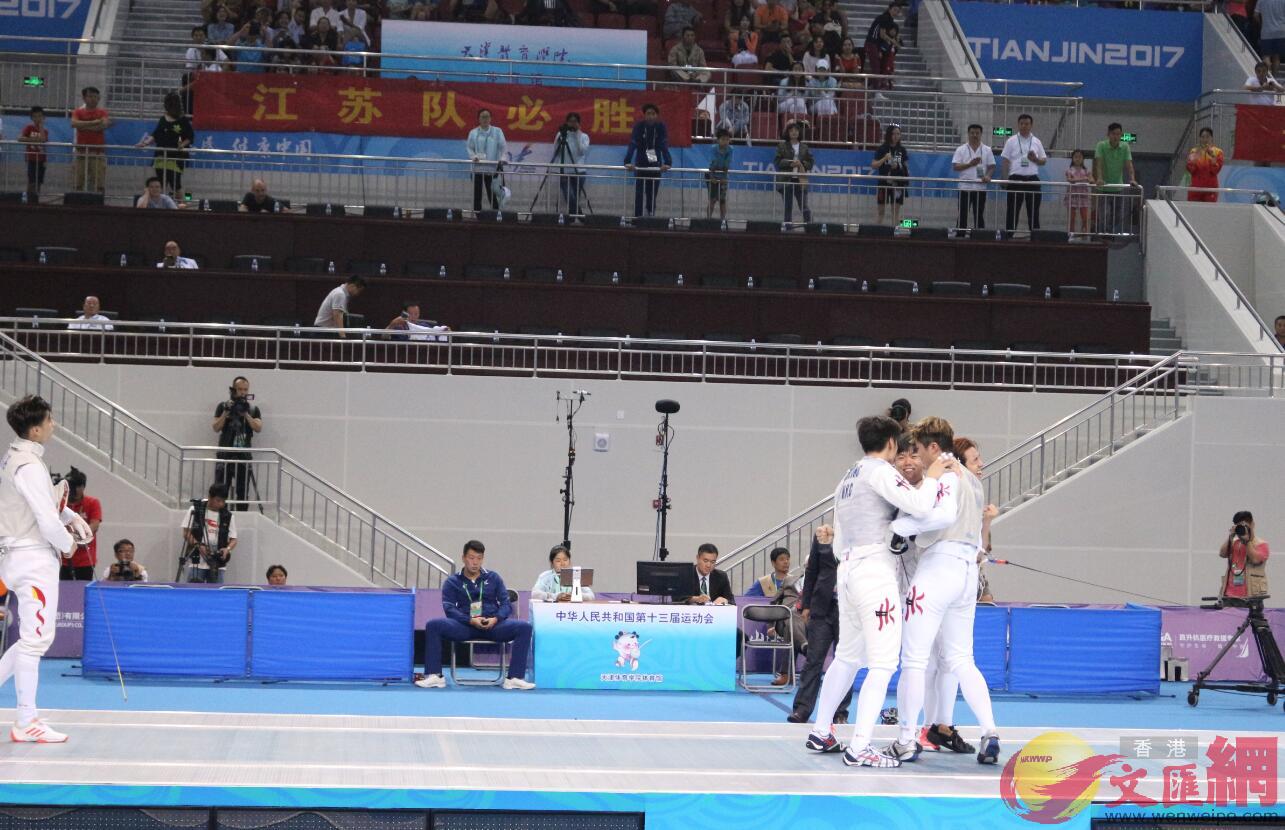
[[678, 542, 734, 605], [789, 526, 853, 724]]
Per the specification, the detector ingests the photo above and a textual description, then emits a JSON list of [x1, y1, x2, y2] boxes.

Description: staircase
[[1150, 318, 1185, 356], [109, 0, 204, 117], [0, 333, 454, 588], [836, 0, 958, 147], [717, 351, 1195, 591]]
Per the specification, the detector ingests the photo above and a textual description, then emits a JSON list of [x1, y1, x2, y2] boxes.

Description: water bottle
[[619, 216, 627, 228], [747, 275, 755, 288], [325, 203, 332, 216], [1113, 289, 1120, 302], [273, 201, 280, 214], [821, 223, 828, 235], [720, 219, 728, 231], [379, 262, 387, 276], [20, 191, 27, 205], [667, 217, 675, 230], [439, 265, 447, 278], [912, 282, 919, 294], [1044, 286, 1052, 299], [38, 250, 47, 265], [293, 322, 301, 337], [251, 257, 259, 273], [557, 213, 565, 225], [556, 269, 564, 282], [861, 279, 869, 292], [677, 273, 684, 286], [446, 208, 454, 221], [393, 206, 402, 219], [328, 260, 336, 274], [780, 222, 788, 232], [808, 278, 815, 290], [158, 317, 167, 334], [982, 284, 989, 297], [496, 210, 503, 223], [503, 267, 511, 280], [201, 199, 209, 211], [119, 253, 128, 267], [611, 271, 620, 284]]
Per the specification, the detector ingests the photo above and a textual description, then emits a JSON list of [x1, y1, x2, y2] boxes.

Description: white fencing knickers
[[896, 542, 995, 742], [811, 546, 902, 751], [0, 542, 61, 726]]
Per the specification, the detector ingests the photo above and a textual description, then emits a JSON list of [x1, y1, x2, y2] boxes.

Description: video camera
[[227, 389, 255, 418], [109, 562, 143, 582]]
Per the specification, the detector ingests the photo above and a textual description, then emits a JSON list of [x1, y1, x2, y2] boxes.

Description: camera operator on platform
[[553, 112, 590, 217], [102, 539, 148, 582], [1219, 510, 1270, 599], [182, 483, 237, 583], [212, 376, 262, 510]]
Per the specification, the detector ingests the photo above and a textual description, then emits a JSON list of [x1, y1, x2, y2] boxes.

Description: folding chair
[[739, 604, 795, 693], [449, 589, 520, 686]]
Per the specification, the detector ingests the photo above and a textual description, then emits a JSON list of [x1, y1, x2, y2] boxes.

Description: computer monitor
[[635, 561, 697, 599], [558, 568, 594, 587]]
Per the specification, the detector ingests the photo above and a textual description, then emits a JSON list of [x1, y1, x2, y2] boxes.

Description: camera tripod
[[528, 128, 593, 217], [217, 453, 265, 515], [1188, 594, 1285, 711], [555, 389, 588, 550]]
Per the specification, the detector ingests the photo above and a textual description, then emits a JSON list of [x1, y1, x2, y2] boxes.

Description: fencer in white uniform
[[0, 396, 91, 743], [890, 417, 1000, 765], [805, 415, 957, 768]]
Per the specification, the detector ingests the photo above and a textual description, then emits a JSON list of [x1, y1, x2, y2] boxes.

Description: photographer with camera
[[212, 376, 262, 511], [1219, 510, 1270, 599], [181, 483, 237, 583], [102, 539, 148, 583], [60, 467, 101, 581], [555, 112, 590, 217]]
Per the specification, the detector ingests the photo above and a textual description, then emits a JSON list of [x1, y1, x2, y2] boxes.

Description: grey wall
[[51, 362, 1098, 592], [991, 395, 1283, 607], [1179, 202, 1285, 330]]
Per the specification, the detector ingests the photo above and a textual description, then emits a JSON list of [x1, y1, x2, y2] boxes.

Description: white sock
[[810, 657, 859, 737], [14, 651, 39, 726], [896, 666, 924, 743], [849, 667, 893, 749], [934, 670, 959, 726], [954, 662, 996, 735], [922, 660, 939, 731]]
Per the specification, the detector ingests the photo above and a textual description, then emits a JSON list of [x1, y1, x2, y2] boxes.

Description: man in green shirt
[[1093, 122, 1139, 235]]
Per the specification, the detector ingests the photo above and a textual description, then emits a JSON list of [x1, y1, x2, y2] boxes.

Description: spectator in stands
[[1276, 315, 1285, 348], [663, 0, 702, 40], [339, 0, 369, 32], [467, 109, 507, 212], [1065, 149, 1091, 235], [729, 17, 759, 66], [591, 0, 655, 20], [872, 123, 909, 225], [240, 178, 287, 212], [69, 296, 114, 331], [1186, 128, 1225, 203], [59, 468, 101, 581], [310, 0, 344, 31], [341, 25, 369, 71], [835, 35, 861, 75], [207, 5, 236, 44], [624, 103, 672, 217], [1229, 0, 1258, 51], [778, 63, 809, 115], [763, 45, 794, 84], [71, 86, 110, 194], [213, 375, 263, 510], [183, 27, 208, 111], [1000, 113, 1046, 233], [675, 543, 734, 605], [668, 27, 710, 83], [521, 0, 580, 26], [1092, 123, 1137, 235], [253, 6, 277, 43], [136, 92, 194, 197], [952, 124, 994, 233], [385, 300, 449, 340], [315, 275, 367, 334], [814, 0, 846, 54], [158, 240, 199, 269], [230, 21, 270, 71], [102, 540, 148, 583], [182, 483, 237, 583], [707, 127, 733, 219], [450, 0, 506, 23], [19, 106, 47, 203], [802, 34, 827, 75], [807, 59, 838, 116], [724, 0, 755, 39], [755, 0, 789, 43], [266, 564, 288, 585], [717, 95, 750, 139], [1244, 60, 1284, 105], [555, 112, 589, 216], [416, 540, 536, 690], [304, 16, 340, 70], [1259, 0, 1285, 77], [864, 2, 900, 93], [136, 176, 180, 210], [272, 11, 298, 60], [181, 43, 228, 112], [286, 7, 308, 47], [789, 0, 814, 50], [531, 544, 596, 601], [775, 120, 813, 223]]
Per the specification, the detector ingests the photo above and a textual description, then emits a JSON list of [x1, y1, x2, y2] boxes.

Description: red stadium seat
[[749, 111, 781, 142], [629, 15, 656, 34], [808, 113, 840, 144]]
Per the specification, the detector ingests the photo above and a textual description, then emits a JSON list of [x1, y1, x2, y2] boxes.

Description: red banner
[[192, 73, 692, 147], [1234, 105, 1285, 163]]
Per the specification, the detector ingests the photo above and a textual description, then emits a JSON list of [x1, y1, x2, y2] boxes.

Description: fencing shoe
[[842, 744, 902, 768], [926, 724, 976, 753], [977, 733, 1001, 765], [414, 673, 446, 689], [887, 739, 922, 762], [11, 720, 68, 743], [918, 726, 941, 751], [502, 677, 536, 690], [805, 730, 845, 753]]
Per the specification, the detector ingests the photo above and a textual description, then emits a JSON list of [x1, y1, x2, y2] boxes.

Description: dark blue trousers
[[425, 617, 532, 679]]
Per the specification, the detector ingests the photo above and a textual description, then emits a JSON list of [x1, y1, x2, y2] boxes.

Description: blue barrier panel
[[857, 604, 1009, 692], [0, 0, 93, 54], [249, 590, 415, 681], [1009, 605, 1160, 695], [83, 585, 249, 679]]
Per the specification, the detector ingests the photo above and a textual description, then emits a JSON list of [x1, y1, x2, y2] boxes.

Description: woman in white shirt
[[530, 544, 595, 602], [777, 62, 809, 115]]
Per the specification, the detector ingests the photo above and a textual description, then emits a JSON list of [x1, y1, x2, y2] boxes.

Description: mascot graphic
[[613, 631, 652, 671]]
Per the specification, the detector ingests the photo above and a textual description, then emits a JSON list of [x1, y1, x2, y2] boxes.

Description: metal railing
[[1155, 190, 1285, 353], [0, 319, 1163, 391], [1, 140, 1143, 236], [716, 350, 1285, 591], [0, 331, 454, 588], [1181, 89, 1285, 165]]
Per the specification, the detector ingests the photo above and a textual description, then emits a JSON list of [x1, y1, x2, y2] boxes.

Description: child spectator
[[1064, 149, 1091, 235], [707, 127, 733, 220], [18, 107, 48, 203], [341, 26, 369, 72]]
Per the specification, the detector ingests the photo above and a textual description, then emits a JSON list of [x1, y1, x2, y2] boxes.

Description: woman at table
[[531, 544, 595, 602]]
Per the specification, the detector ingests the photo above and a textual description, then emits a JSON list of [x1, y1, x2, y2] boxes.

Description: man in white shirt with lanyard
[[951, 123, 995, 234], [805, 415, 956, 768], [1000, 113, 1046, 234], [0, 396, 93, 743], [889, 416, 1001, 765]]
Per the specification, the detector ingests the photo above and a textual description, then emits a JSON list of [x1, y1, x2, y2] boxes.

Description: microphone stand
[[557, 390, 586, 550], [653, 411, 674, 561]]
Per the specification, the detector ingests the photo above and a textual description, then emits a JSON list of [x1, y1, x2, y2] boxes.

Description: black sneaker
[[926, 723, 976, 754], [786, 711, 807, 724], [977, 734, 1000, 765], [805, 731, 845, 753]]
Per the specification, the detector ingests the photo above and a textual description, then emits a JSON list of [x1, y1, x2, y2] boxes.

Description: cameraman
[[556, 112, 590, 217], [60, 467, 102, 581], [102, 539, 148, 582], [1219, 510, 1270, 599], [212, 376, 262, 510], [182, 483, 237, 583]]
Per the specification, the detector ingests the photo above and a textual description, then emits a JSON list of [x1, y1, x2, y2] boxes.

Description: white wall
[[992, 395, 1283, 607], [1253, 208, 1285, 323], [50, 362, 1098, 591], [1178, 202, 1285, 329]]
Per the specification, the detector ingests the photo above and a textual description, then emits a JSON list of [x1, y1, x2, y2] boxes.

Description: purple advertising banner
[[1161, 606, 1285, 682], [2, 580, 85, 659]]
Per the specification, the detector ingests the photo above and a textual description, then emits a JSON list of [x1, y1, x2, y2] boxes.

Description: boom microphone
[[655, 399, 680, 414]]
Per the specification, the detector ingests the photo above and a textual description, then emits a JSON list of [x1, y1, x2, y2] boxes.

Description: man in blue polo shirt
[[416, 540, 535, 690]]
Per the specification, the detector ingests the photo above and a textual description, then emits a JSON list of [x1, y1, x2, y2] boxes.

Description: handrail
[[1155, 185, 1275, 201], [0, 331, 454, 587], [933, 0, 987, 84], [1155, 191, 1284, 352]]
